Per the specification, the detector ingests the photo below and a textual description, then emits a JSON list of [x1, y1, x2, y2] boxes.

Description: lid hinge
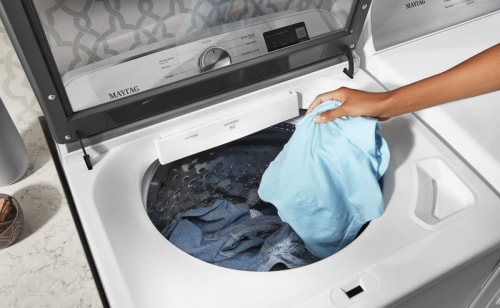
[[343, 46, 355, 79], [77, 134, 93, 170]]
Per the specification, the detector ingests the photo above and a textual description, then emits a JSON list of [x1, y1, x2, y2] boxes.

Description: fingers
[[306, 87, 392, 123], [306, 88, 345, 115], [313, 106, 345, 123], [306, 96, 325, 115], [306, 88, 348, 122]]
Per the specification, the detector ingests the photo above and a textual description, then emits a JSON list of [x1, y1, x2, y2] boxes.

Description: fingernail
[[313, 115, 322, 123]]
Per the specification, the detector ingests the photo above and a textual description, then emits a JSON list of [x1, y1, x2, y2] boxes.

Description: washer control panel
[[63, 11, 329, 111]]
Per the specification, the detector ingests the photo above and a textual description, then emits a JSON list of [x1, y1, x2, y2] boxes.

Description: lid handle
[[343, 45, 355, 79]]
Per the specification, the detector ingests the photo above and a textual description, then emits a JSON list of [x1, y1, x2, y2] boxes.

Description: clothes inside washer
[[258, 100, 390, 259], [162, 199, 319, 271], [146, 124, 295, 232], [147, 124, 322, 270]]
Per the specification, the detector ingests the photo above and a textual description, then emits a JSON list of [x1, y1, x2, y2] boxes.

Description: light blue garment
[[258, 100, 390, 258]]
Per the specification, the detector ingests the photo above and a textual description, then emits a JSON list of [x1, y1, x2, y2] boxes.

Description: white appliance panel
[[56, 62, 500, 307], [360, 11, 500, 195], [32, 1, 500, 307], [370, 0, 499, 51]]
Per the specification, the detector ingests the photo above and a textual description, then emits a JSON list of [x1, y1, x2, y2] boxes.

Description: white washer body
[[53, 7, 500, 308]]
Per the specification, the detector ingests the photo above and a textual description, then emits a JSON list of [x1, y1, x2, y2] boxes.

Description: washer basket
[[145, 121, 371, 271], [146, 123, 295, 232]]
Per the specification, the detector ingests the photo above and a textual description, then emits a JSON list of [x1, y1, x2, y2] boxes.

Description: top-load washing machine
[[1, 0, 499, 307]]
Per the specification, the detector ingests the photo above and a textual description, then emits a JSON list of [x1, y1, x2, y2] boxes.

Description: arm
[[308, 43, 500, 123]]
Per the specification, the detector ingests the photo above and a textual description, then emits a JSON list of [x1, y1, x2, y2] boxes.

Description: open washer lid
[[0, 0, 371, 144]]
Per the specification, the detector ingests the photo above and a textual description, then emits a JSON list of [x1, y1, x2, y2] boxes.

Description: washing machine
[[1, 0, 500, 307]]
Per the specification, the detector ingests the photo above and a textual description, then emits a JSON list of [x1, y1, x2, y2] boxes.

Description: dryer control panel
[[371, 0, 499, 50]]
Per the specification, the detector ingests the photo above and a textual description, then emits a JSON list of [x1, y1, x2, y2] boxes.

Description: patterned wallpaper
[[0, 22, 41, 125], [33, 0, 332, 74]]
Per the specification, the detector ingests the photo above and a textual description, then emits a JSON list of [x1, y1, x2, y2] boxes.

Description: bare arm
[[308, 43, 500, 123]]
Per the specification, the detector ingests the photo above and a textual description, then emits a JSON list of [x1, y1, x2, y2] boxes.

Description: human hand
[[307, 44, 500, 124], [306, 87, 391, 123]]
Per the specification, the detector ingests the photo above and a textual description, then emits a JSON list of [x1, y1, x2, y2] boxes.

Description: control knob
[[199, 46, 232, 72]]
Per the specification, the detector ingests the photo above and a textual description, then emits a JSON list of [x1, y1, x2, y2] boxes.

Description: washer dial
[[199, 47, 232, 72]]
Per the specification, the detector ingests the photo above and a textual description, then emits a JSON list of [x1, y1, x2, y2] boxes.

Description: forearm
[[308, 43, 500, 123], [382, 43, 500, 118]]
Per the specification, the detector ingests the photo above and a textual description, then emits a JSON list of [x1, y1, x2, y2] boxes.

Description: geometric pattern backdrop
[[33, 0, 331, 74]]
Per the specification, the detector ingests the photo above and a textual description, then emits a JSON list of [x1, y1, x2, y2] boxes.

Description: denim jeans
[[162, 199, 318, 271]]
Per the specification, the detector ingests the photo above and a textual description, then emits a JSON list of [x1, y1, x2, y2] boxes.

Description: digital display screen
[[263, 22, 309, 52]]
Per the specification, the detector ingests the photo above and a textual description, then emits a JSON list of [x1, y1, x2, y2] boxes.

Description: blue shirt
[[258, 100, 390, 258]]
